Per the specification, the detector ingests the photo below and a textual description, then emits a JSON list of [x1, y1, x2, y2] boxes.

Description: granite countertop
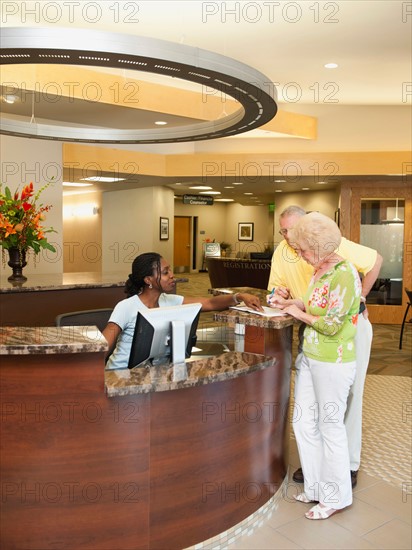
[[0, 326, 108, 355], [0, 272, 190, 293], [214, 309, 295, 329], [105, 351, 276, 396], [206, 257, 270, 262], [209, 287, 295, 328], [0, 271, 127, 293]]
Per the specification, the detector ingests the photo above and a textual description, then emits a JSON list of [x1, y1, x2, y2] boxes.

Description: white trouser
[[295, 314, 373, 471], [345, 314, 373, 470], [293, 355, 356, 509]]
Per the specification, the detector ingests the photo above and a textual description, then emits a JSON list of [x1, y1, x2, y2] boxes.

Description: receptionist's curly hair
[[125, 252, 162, 297]]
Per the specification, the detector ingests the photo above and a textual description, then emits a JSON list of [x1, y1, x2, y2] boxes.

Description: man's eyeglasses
[[278, 228, 289, 236]]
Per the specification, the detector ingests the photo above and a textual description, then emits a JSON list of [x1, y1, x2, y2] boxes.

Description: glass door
[[340, 184, 411, 324], [360, 198, 405, 306]]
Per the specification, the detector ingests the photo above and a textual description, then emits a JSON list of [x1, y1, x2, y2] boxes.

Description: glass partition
[[360, 199, 404, 305]]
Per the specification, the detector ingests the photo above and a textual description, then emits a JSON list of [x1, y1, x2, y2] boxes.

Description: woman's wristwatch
[[233, 292, 241, 304]]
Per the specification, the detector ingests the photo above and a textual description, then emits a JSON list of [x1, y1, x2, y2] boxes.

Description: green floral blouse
[[303, 260, 361, 364]]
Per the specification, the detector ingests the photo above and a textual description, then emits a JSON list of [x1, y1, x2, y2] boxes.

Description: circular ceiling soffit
[[0, 27, 277, 144]]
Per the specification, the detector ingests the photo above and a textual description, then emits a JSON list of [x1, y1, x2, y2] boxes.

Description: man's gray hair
[[279, 205, 306, 218]]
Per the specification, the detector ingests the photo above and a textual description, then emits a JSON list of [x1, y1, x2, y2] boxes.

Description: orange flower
[[3, 222, 17, 238], [21, 182, 34, 201]]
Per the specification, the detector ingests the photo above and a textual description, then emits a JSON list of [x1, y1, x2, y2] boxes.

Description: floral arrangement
[[0, 182, 56, 254]]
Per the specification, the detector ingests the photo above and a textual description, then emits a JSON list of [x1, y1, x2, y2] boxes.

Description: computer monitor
[[128, 303, 202, 369]]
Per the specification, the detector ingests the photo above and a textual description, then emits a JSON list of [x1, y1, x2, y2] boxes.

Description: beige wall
[[225, 204, 273, 256], [63, 191, 102, 273], [0, 136, 63, 275], [101, 186, 175, 272], [272, 189, 341, 243]]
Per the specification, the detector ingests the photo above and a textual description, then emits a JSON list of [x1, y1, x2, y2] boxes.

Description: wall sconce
[[63, 204, 99, 219]]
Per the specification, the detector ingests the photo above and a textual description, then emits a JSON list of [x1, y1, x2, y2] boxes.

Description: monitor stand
[[171, 319, 186, 364]]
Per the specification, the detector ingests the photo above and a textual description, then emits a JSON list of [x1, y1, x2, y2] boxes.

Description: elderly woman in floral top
[[269, 212, 361, 520]]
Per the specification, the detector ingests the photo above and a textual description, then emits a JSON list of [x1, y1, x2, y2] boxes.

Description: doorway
[[174, 216, 191, 273]]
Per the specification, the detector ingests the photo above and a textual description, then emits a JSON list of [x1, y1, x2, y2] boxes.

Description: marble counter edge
[[0, 326, 108, 355], [105, 352, 277, 396], [0, 281, 126, 293], [214, 310, 296, 329]]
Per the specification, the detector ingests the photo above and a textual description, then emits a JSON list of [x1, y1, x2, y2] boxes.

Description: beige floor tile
[[231, 524, 301, 549], [264, 497, 308, 529], [277, 516, 377, 549], [330, 497, 397, 536], [352, 471, 385, 493], [354, 481, 412, 524], [362, 518, 412, 549]]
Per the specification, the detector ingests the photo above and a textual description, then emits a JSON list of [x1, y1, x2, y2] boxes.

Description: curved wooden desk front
[[0, 326, 290, 550]]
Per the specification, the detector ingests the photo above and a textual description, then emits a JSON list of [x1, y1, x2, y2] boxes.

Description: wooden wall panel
[[149, 364, 290, 550], [0, 286, 125, 326]]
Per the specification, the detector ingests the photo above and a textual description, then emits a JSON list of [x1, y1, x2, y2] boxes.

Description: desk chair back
[[55, 308, 113, 333]]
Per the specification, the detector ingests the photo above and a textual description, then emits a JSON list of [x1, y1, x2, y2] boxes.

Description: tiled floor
[[227, 373, 412, 550], [230, 442, 411, 550], [182, 273, 412, 550]]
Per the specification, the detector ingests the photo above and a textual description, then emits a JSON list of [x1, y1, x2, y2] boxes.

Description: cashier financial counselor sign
[[183, 194, 214, 206]]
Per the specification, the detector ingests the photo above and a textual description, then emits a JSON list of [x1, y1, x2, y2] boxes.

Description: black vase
[[7, 247, 27, 283]]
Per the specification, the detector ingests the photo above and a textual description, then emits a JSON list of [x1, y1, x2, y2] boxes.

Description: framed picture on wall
[[238, 222, 254, 241], [160, 217, 169, 240]]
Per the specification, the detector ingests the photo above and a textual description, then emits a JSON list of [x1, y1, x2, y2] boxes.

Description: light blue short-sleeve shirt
[[105, 293, 184, 370]]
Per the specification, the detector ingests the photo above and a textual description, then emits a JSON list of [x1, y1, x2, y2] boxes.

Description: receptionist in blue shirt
[[103, 252, 263, 369]]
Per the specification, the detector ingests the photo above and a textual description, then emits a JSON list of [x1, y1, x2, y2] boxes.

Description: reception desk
[[0, 325, 291, 550], [206, 257, 271, 289], [0, 271, 126, 326], [0, 272, 188, 326]]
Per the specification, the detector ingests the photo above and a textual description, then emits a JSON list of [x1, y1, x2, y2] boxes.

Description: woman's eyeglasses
[[278, 228, 289, 236]]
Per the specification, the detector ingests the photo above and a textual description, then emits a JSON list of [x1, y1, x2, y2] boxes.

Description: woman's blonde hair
[[289, 212, 341, 261]]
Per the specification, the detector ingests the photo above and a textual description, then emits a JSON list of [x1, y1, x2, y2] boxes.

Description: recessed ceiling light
[[62, 182, 93, 187], [189, 185, 212, 190], [317, 181, 327, 184], [155, 121, 168, 125], [324, 63, 338, 69], [275, 189, 283, 193], [302, 187, 310, 191], [224, 186, 234, 189], [274, 179, 286, 183], [215, 198, 234, 202], [200, 191, 221, 195], [82, 176, 126, 182], [232, 182, 243, 185], [244, 192, 253, 195], [174, 182, 182, 186]]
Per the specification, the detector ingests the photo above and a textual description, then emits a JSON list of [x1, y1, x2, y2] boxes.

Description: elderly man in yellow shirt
[[268, 205, 383, 488]]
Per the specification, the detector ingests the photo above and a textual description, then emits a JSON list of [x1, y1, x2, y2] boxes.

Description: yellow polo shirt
[[267, 237, 377, 299]]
